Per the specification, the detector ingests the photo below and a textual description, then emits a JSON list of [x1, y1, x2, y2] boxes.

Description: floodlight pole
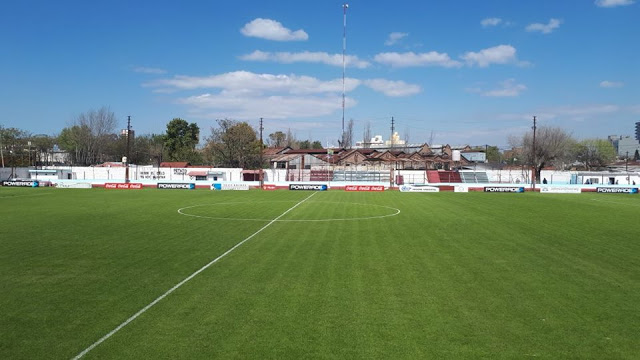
[[125, 115, 131, 183], [532, 116, 537, 191], [260, 117, 264, 188]]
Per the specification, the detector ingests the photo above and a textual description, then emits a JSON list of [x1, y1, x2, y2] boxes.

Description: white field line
[[72, 191, 318, 359], [178, 201, 401, 222]]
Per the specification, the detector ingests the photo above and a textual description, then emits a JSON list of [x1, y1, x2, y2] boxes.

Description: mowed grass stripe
[[1, 189, 639, 359], [0, 188, 311, 359], [85, 191, 639, 359]]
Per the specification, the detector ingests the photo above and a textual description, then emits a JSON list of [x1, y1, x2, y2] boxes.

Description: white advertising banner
[[399, 184, 440, 193], [540, 187, 581, 194], [55, 182, 92, 189], [211, 183, 250, 191]]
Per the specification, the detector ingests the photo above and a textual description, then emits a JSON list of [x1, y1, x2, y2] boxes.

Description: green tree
[[573, 139, 616, 170], [299, 140, 311, 149], [485, 146, 502, 163], [634, 149, 640, 161], [164, 118, 200, 162], [205, 119, 261, 168], [268, 131, 287, 147], [29, 134, 56, 166], [57, 107, 118, 165], [1, 127, 30, 168]]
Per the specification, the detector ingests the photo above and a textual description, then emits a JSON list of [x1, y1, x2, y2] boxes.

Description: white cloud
[[178, 92, 352, 120], [373, 51, 462, 68], [461, 45, 519, 67], [145, 71, 421, 120], [595, 0, 635, 7], [364, 79, 421, 97], [600, 80, 624, 88], [384, 32, 408, 46], [497, 104, 620, 123], [132, 66, 167, 74], [526, 18, 562, 34], [146, 71, 361, 94], [240, 18, 308, 41], [481, 18, 502, 27], [468, 79, 527, 97], [239, 50, 370, 68]]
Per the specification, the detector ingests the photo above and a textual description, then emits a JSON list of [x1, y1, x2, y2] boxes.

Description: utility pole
[[125, 115, 131, 183], [390, 116, 395, 148], [0, 126, 4, 168], [532, 116, 537, 191], [341, 3, 349, 147], [259, 117, 264, 188], [626, 151, 629, 184]]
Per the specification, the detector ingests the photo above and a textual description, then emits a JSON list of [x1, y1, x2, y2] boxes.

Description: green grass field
[[1, 187, 639, 359]]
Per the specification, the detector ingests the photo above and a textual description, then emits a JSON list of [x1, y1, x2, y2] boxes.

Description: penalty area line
[[72, 191, 318, 359]]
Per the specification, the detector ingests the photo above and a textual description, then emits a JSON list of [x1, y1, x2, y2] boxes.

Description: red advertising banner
[[262, 185, 277, 190], [345, 185, 385, 192], [104, 183, 143, 189]]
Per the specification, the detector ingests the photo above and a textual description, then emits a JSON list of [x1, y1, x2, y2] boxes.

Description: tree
[[58, 107, 118, 165], [311, 140, 323, 149], [299, 140, 311, 149], [512, 126, 575, 180], [268, 131, 287, 147], [1, 127, 30, 169], [29, 134, 56, 166], [164, 118, 199, 162], [634, 149, 640, 161], [485, 146, 502, 163], [204, 119, 262, 168], [343, 119, 354, 149], [285, 128, 298, 148], [362, 121, 372, 149], [573, 139, 616, 170]]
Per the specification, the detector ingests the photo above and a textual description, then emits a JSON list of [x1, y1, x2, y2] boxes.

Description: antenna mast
[[341, 3, 348, 147]]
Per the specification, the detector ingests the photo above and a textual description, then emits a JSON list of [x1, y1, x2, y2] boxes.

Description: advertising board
[[344, 185, 384, 192], [211, 183, 250, 191], [1, 180, 39, 187], [158, 183, 195, 190], [104, 183, 143, 189], [596, 187, 638, 194], [399, 185, 440, 192], [262, 184, 278, 190], [454, 186, 468, 193], [540, 187, 581, 194], [289, 184, 328, 191], [55, 182, 92, 189], [484, 187, 525, 193]]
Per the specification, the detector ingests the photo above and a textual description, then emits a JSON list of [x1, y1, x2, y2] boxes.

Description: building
[[636, 121, 640, 141], [616, 136, 640, 158]]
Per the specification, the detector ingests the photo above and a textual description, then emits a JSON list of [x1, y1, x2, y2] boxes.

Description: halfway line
[[72, 191, 318, 359]]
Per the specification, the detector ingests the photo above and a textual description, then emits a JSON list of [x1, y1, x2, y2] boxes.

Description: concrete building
[[617, 136, 640, 158]]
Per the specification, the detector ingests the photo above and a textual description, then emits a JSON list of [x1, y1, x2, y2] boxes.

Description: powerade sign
[[596, 187, 638, 194], [2, 180, 39, 187], [289, 184, 328, 191], [157, 183, 195, 190], [484, 187, 525, 193]]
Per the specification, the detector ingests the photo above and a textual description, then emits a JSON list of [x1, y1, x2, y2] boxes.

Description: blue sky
[[1, 0, 638, 147]]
